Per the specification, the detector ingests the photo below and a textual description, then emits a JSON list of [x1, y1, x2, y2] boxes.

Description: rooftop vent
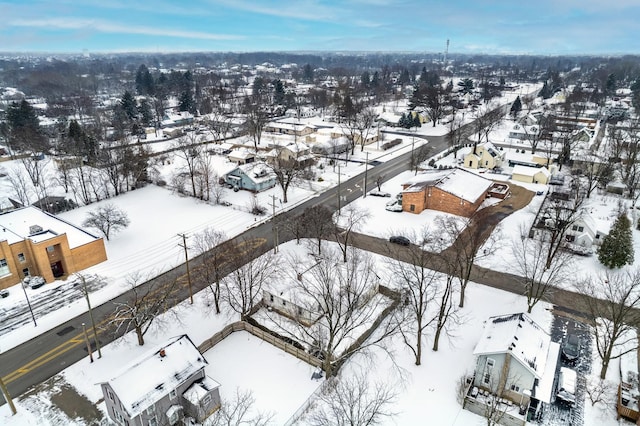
[[159, 348, 166, 358], [29, 225, 43, 235]]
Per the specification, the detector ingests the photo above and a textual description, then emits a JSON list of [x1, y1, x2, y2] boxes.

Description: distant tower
[[444, 39, 450, 64]]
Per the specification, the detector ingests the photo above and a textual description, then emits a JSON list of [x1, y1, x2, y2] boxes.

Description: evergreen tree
[[398, 113, 407, 128], [538, 81, 553, 99], [457, 78, 474, 95], [399, 68, 411, 85], [272, 79, 285, 105], [445, 80, 454, 93], [137, 99, 154, 126], [5, 99, 48, 153], [302, 64, 314, 82], [135, 64, 155, 96], [178, 90, 195, 114], [120, 91, 138, 121], [412, 113, 422, 128], [598, 214, 634, 268], [510, 96, 522, 119]]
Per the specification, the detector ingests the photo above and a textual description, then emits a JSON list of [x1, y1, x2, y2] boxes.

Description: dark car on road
[[562, 333, 581, 362], [389, 235, 411, 246]]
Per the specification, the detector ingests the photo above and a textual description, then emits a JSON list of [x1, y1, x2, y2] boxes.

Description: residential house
[[463, 142, 505, 170], [101, 335, 221, 426], [161, 111, 194, 128], [401, 168, 493, 217], [265, 121, 317, 137], [617, 347, 640, 424], [511, 165, 551, 185], [227, 148, 256, 165], [564, 211, 609, 250], [264, 142, 315, 168], [508, 123, 540, 141], [469, 313, 560, 422], [0, 206, 107, 289], [223, 162, 277, 192]]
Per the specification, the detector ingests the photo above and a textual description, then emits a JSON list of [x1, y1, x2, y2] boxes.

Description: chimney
[[159, 348, 166, 358]]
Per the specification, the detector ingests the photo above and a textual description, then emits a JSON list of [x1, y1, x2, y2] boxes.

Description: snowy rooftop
[[473, 313, 552, 379], [403, 168, 493, 203], [104, 335, 208, 417], [512, 164, 550, 177], [0, 206, 100, 247]]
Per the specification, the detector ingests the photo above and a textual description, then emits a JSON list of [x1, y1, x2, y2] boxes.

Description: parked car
[[389, 235, 411, 246], [556, 367, 577, 406], [385, 202, 403, 212], [561, 333, 581, 362], [369, 189, 391, 197], [23, 276, 46, 290], [0, 289, 9, 298]]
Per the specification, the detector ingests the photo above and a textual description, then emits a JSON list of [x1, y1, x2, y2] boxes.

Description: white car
[[369, 189, 391, 197], [385, 202, 403, 212]]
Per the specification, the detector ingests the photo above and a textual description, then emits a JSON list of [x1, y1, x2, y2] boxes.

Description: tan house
[[401, 168, 493, 217], [511, 165, 551, 184], [265, 143, 315, 168], [0, 206, 107, 289], [265, 121, 317, 137], [464, 142, 505, 170]]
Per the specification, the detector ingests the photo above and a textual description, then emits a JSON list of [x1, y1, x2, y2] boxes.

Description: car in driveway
[[369, 189, 391, 197], [561, 333, 581, 362], [389, 235, 411, 246], [556, 367, 577, 406], [385, 201, 403, 212], [0, 289, 9, 298]]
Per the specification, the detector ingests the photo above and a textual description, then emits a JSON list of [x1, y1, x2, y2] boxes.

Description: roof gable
[[104, 335, 207, 417], [473, 313, 551, 378]]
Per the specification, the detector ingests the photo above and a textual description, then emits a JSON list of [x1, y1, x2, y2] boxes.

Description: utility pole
[[337, 163, 342, 214], [79, 275, 101, 358], [0, 374, 16, 415], [270, 195, 279, 253], [363, 151, 369, 198], [178, 233, 193, 304], [82, 322, 94, 363]]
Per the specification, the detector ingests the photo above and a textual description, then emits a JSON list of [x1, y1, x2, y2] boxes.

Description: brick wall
[[403, 186, 486, 217]]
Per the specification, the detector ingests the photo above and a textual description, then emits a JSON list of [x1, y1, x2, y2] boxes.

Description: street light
[[21, 282, 37, 327], [82, 322, 94, 363], [79, 275, 102, 358]]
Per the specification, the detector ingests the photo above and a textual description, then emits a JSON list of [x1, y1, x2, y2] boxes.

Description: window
[[46, 246, 55, 253], [577, 226, 584, 232], [22, 268, 30, 277], [202, 394, 212, 405], [510, 384, 520, 392], [571, 225, 578, 231], [17, 253, 26, 262], [410, 204, 415, 212], [108, 390, 114, 401], [0, 258, 9, 277], [483, 358, 495, 385], [148, 417, 157, 426], [146, 404, 155, 415], [596, 234, 601, 239], [269, 294, 274, 302], [169, 389, 177, 400]]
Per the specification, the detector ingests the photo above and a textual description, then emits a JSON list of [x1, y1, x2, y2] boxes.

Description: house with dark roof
[[100, 335, 221, 426], [401, 168, 493, 217]]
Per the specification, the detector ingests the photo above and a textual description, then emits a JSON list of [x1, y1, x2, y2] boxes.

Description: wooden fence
[[198, 320, 323, 368]]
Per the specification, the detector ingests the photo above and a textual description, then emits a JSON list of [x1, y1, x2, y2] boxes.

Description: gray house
[[100, 335, 221, 426], [223, 162, 277, 193], [472, 313, 559, 411]]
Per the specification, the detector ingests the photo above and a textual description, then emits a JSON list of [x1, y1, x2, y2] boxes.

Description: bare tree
[[386, 228, 439, 365], [20, 156, 51, 204], [585, 377, 615, 407], [353, 107, 378, 152], [446, 110, 468, 159], [333, 204, 370, 262], [577, 154, 614, 198], [210, 388, 273, 426], [82, 203, 130, 240], [5, 166, 32, 205], [210, 173, 227, 205], [264, 143, 312, 203], [307, 373, 398, 426], [223, 240, 278, 320], [512, 226, 573, 313], [172, 134, 203, 199], [300, 205, 335, 255], [243, 97, 269, 151], [431, 272, 461, 352], [110, 273, 181, 346], [270, 247, 397, 378], [436, 215, 501, 308], [538, 183, 586, 268], [192, 227, 227, 314], [409, 144, 432, 174], [576, 269, 640, 379]]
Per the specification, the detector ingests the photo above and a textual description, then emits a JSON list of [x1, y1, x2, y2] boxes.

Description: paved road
[[0, 136, 444, 405]]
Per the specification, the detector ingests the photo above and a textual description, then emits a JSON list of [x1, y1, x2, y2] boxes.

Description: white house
[[472, 313, 560, 411], [565, 210, 610, 249]]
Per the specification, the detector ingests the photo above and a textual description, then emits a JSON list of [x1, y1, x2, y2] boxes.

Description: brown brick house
[[402, 168, 493, 217], [0, 206, 107, 289]]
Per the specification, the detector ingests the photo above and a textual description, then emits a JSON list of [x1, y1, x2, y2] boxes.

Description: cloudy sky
[[1, 0, 638, 55]]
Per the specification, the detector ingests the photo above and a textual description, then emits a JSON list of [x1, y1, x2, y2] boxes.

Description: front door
[[50, 261, 64, 278]]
